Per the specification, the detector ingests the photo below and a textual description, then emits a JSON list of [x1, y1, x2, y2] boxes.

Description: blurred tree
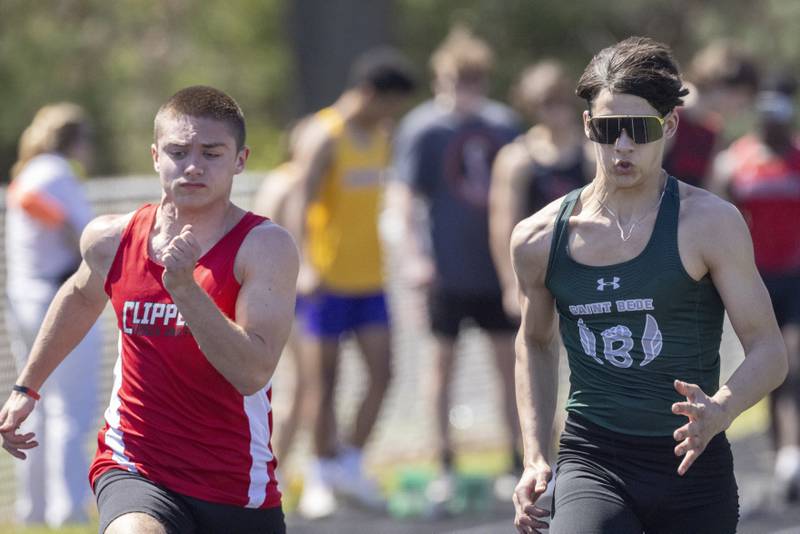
[[0, 0, 798, 178], [0, 0, 290, 178], [393, 0, 791, 117]]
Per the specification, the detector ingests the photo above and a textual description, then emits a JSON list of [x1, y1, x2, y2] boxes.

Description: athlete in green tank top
[[510, 37, 788, 534], [546, 174, 725, 436]]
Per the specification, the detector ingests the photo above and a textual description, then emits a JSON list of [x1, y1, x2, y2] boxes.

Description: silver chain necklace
[[599, 177, 667, 242]]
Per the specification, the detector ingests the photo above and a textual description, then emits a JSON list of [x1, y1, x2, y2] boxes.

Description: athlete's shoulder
[[678, 181, 745, 230], [677, 181, 751, 261], [81, 211, 135, 270], [511, 194, 566, 274], [239, 220, 300, 274]]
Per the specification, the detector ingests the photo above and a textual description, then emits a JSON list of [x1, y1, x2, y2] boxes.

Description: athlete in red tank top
[[89, 203, 281, 508], [0, 86, 299, 534]]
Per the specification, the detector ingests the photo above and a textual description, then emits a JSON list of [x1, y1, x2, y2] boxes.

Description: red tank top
[[728, 135, 800, 274], [89, 204, 281, 509]]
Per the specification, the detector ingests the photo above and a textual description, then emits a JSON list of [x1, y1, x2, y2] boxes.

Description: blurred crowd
[[5, 24, 800, 527]]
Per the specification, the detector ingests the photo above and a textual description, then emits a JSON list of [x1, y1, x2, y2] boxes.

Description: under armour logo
[[597, 277, 621, 291]]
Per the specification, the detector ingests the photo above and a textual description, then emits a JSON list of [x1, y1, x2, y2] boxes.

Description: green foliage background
[[1, 0, 799, 178]]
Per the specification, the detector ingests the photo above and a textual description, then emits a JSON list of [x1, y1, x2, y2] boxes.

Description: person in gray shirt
[[390, 25, 522, 505]]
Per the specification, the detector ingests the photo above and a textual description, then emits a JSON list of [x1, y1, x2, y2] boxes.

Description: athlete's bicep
[[704, 206, 781, 350], [512, 221, 558, 347], [235, 224, 300, 366], [519, 276, 557, 346]]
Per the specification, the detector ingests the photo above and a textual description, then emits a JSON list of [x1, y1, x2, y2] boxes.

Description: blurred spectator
[[391, 25, 523, 506], [712, 70, 800, 503], [663, 40, 758, 188], [4, 103, 101, 526], [490, 59, 591, 319], [253, 117, 312, 469], [290, 48, 416, 519]]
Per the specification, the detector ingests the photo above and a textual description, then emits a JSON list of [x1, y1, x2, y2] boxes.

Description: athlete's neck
[[155, 200, 241, 252], [335, 92, 380, 131], [586, 169, 668, 223]]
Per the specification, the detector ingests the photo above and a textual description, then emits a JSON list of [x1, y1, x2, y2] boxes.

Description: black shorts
[[550, 414, 738, 534], [428, 287, 517, 339], [763, 273, 800, 327], [94, 469, 286, 534]]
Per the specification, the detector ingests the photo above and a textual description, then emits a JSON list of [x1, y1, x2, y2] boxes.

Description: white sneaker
[[297, 458, 338, 519], [297, 480, 337, 519], [330, 447, 386, 511], [775, 446, 800, 503]]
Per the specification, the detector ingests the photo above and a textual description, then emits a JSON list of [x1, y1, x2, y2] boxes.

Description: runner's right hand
[[0, 391, 38, 460], [513, 464, 551, 534]]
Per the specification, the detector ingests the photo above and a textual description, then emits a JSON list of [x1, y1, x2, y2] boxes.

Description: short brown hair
[[430, 25, 494, 80], [576, 36, 689, 117], [154, 86, 246, 150]]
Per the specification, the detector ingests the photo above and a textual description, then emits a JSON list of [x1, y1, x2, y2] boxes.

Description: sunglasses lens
[[588, 116, 664, 144]]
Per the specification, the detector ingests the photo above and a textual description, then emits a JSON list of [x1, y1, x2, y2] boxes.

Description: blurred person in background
[[712, 70, 800, 505], [663, 40, 759, 188], [4, 103, 102, 527], [391, 25, 523, 506], [511, 36, 786, 534], [290, 48, 416, 519], [253, 117, 312, 469], [490, 59, 591, 321]]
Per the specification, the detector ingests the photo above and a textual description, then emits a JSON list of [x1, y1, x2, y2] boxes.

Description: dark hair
[[576, 36, 689, 117], [154, 85, 246, 150], [348, 47, 417, 95]]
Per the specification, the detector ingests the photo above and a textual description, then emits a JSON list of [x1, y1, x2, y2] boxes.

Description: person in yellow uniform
[[290, 48, 415, 518]]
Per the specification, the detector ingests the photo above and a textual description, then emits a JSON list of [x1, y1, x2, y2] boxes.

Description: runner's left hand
[[162, 225, 202, 292], [671, 379, 729, 476]]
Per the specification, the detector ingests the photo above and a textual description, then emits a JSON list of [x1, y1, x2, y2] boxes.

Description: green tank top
[[545, 176, 724, 436]]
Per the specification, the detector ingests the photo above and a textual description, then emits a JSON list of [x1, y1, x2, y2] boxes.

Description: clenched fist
[[161, 224, 202, 292]]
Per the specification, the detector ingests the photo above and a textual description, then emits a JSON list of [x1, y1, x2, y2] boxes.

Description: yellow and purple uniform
[[300, 107, 392, 337]]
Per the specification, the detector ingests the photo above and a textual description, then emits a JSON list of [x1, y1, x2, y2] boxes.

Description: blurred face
[[535, 94, 578, 130], [151, 114, 249, 210], [362, 90, 410, 124], [583, 89, 677, 189], [435, 69, 488, 113], [712, 85, 755, 117]]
